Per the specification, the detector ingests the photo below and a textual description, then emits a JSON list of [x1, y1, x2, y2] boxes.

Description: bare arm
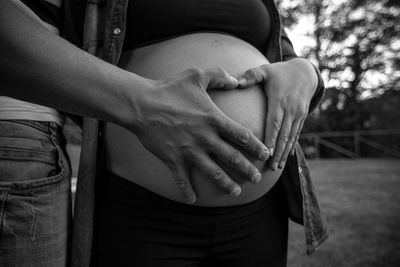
[[0, 0, 269, 203], [0, 0, 148, 126]]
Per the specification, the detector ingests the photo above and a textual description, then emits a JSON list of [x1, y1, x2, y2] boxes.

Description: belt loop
[[48, 121, 62, 146], [49, 121, 56, 135]]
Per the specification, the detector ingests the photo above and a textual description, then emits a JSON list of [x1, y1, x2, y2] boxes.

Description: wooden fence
[[299, 129, 400, 158]]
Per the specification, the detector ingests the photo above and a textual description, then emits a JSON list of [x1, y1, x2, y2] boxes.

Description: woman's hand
[[237, 58, 318, 170], [131, 68, 269, 204]]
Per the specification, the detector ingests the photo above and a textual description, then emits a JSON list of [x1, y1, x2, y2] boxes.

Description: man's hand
[[131, 68, 269, 204], [237, 58, 318, 170]]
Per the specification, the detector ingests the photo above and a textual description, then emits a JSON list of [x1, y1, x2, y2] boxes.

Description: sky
[[286, 18, 314, 55]]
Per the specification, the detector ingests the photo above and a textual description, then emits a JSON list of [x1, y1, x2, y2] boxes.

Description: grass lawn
[[288, 159, 400, 267]]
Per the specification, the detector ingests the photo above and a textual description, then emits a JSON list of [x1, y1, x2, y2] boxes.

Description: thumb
[[203, 68, 239, 90], [237, 65, 269, 89]]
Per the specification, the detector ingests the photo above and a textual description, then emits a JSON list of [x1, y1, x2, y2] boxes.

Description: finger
[[278, 118, 302, 169], [264, 102, 284, 165], [237, 65, 269, 88], [192, 153, 242, 197], [290, 117, 305, 156], [210, 140, 262, 184], [172, 164, 197, 204], [216, 113, 270, 161], [269, 111, 291, 171], [203, 68, 239, 90]]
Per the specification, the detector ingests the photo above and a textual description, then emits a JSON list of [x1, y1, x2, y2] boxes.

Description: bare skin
[[238, 58, 318, 169], [105, 33, 284, 206], [0, 0, 269, 204]]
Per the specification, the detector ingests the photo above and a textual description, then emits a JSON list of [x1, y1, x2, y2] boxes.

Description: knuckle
[[164, 156, 178, 170], [195, 134, 212, 148], [229, 151, 242, 166], [181, 145, 196, 159], [195, 134, 216, 151], [208, 168, 224, 182], [288, 135, 296, 143], [173, 177, 187, 190], [270, 136, 277, 145], [297, 104, 308, 116], [287, 104, 298, 115], [272, 119, 281, 131], [194, 127, 217, 147], [237, 128, 251, 145], [247, 68, 257, 76], [247, 68, 259, 79], [174, 180, 193, 201], [281, 134, 289, 142], [267, 133, 277, 146]]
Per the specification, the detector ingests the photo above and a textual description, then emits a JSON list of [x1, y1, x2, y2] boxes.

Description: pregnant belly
[[104, 33, 283, 206]]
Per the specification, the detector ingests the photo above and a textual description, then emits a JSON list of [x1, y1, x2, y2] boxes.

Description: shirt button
[[113, 27, 121, 35]]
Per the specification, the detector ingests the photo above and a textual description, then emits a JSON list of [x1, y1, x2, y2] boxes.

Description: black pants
[[92, 170, 288, 267]]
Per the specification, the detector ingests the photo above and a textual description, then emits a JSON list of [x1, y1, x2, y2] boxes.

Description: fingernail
[[230, 77, 239, 85], [183, 194, 196, 204], [259, 148, 270, 161], [187, 196, 196, 204], [231, 187, 241, 197], [269, 147, 274, 156], [272, 162, 278, 171], [251, 172, 262, 183], [238, 78, 246, 85], [278, 161, 285, 169]]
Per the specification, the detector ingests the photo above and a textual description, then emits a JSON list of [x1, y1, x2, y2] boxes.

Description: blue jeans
[[0, 120, 72, 267]]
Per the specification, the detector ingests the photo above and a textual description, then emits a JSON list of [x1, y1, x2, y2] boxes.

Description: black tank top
[[123, 0, 271, 52]]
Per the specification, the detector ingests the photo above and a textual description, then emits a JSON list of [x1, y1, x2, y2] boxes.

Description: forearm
[[283, 58, 326, 115], [0, 0, 149, 129], [285, 58, 318, 95]]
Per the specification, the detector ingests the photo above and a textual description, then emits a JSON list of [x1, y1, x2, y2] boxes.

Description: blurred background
[[64, 0, 400, 266], [280, 0, 400, 158], [277, 0, 400, 266]]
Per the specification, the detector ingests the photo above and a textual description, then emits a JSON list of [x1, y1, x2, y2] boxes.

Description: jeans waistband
[[0, 119, 64, 145], [11, 119, 56, 132]]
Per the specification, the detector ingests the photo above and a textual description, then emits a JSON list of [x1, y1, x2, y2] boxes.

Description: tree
[[277, 0, 400, 132], [276, 0, 400, 157]]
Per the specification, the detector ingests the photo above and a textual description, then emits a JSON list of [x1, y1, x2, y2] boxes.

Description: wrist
[[287, 58, 318, 97], [108, 70, 157, 133]]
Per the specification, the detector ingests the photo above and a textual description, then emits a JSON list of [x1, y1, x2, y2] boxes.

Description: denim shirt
[[63, 1, 328, 266]]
